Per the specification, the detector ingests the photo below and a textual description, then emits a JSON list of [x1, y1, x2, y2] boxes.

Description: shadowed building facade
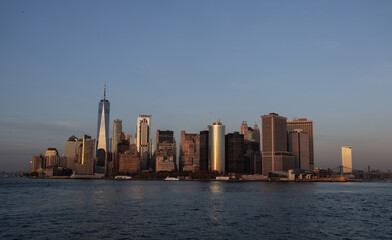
[[179, 131, 200, 172], [225, 132, 245, 173], [261, 113, 295, 175], [156, 130, 176, 172], [118, 144, 140, 173], [286, 118, 314, 169], [199, 130, 209, 171], [241, 121, 261, 174], [288, 129, 310, 169]]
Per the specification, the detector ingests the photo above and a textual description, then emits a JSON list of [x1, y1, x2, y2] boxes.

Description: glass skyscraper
[[97, 84, 110, 152]]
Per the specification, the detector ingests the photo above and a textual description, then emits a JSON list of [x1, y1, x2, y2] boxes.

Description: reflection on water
[[0, 178, 391, 239]]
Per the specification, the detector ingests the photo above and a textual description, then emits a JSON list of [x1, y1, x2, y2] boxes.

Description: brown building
[[155, 149, 176, 172], [29, 154, 45, 173], [261, 113, 295, 175], [179, 130, 200, 172], [118, 144, 140, 173], [225, 132, 245, 173], [288, 129, 310, 169], [286, 118, 314, 169]]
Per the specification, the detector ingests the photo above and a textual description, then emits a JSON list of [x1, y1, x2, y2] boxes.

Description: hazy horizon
[[1, 0, 391, 172]]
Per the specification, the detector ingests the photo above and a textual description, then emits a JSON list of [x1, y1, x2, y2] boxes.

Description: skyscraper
[[261, 113, 295, 175], [225, 132, 245, 173], [65, 135, 82, 170], [240, 121, 261, 174], [287, 118, 314, 169], [136, 114, 152, 170], [209, 121, 225, 173], [112, 119, 122, 156], [341, 146, 352, 173], [97, 84, 110, 152], [288, 129, 310, 169], [199, 130, 209, 171], [179, 130, 200, 172]]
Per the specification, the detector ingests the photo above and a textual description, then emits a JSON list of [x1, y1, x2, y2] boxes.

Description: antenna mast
[[104, 82, 106, 100]]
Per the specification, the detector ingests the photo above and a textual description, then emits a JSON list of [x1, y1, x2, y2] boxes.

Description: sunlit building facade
[[287, 118, 314, 169], [209, 121, 225, 173], [341, 146, 352, 173]]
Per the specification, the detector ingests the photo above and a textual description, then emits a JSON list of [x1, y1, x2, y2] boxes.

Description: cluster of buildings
[[30, 86, 355, 178]]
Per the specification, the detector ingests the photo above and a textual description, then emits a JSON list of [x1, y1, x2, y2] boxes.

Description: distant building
[[261, 113, 295, 175], [156, 130, 176, 171], [65, 135, 82, 170], [241, 121, 261, 174], [199, 130, 209, 171], [225, 132, 245, 173], [112, 119, 122, 156], [96, 84, 110, 173], [341, 146, 352, 173], [136, 114, 152, 170], [29, 154, 45, 173], [97, 84, 110, 152], [179, 131, 200, 172], [118, 144, 140, 173], [209, 121, 225, 173], [287, 118, 314, 169], [75, 134, 95, 175], [45, 148, 59, 168], [288, 129, 310, 169]]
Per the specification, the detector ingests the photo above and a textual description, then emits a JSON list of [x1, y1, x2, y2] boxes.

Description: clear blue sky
[[1, 0, 391, 171]]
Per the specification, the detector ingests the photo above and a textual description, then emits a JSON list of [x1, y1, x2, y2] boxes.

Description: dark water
[[1, 178, 391, 239]]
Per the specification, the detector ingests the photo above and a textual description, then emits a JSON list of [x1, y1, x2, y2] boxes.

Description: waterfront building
[[199, 130, 209, 171], [241, 121, 261, 174], [341, 146, 352, 173], [156, 130, 176, 171], [112, 119, 122, 156], [209, 121, 225, 173], [96, 84, 110, 173], [261, 113, 295, 175], [225, 132, 245, 173], [75, 134, 95, 175], [179, 130, 200, 172], [118, 144, 140, 173], [65, 135, 82, 170], [288, 129, 310, 169], [287, 118, 314, 169], [45, 148, 59, 168], [155, 149, 176, 172], [136, 114, 152, 170], [96, 84, 110, 152], [29, 154, 45, 173]]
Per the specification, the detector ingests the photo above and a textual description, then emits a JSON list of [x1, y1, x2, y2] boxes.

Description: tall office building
[[209, 121, 225, 173], [341, 146, 352, 173], [136, 114, 152, 170], [75, 134, 95, 175], [288, 129, 310, 169], [112, 120, 122, 155], [199, 130, 209, 171], [241, 121, 261, 174], [287, 118, 314, 169], [156, 130, 176, 172], [225, 132, 245, 173], [65, 135, 82, 170], [179, 131, 200, 172], [261, 113, 295, 175], [97, 84, 110, 153]]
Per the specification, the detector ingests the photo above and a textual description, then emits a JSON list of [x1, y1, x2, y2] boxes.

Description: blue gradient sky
[[1, 0, 391, 171]]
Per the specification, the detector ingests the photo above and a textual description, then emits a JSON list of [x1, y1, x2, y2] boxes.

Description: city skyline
[[1, 1, 392, 171]]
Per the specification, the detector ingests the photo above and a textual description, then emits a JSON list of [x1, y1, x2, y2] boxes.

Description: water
[[1, 178, 391, 239]]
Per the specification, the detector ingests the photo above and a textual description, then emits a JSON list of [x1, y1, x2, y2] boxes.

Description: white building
[[341, 146, 352, 173]]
